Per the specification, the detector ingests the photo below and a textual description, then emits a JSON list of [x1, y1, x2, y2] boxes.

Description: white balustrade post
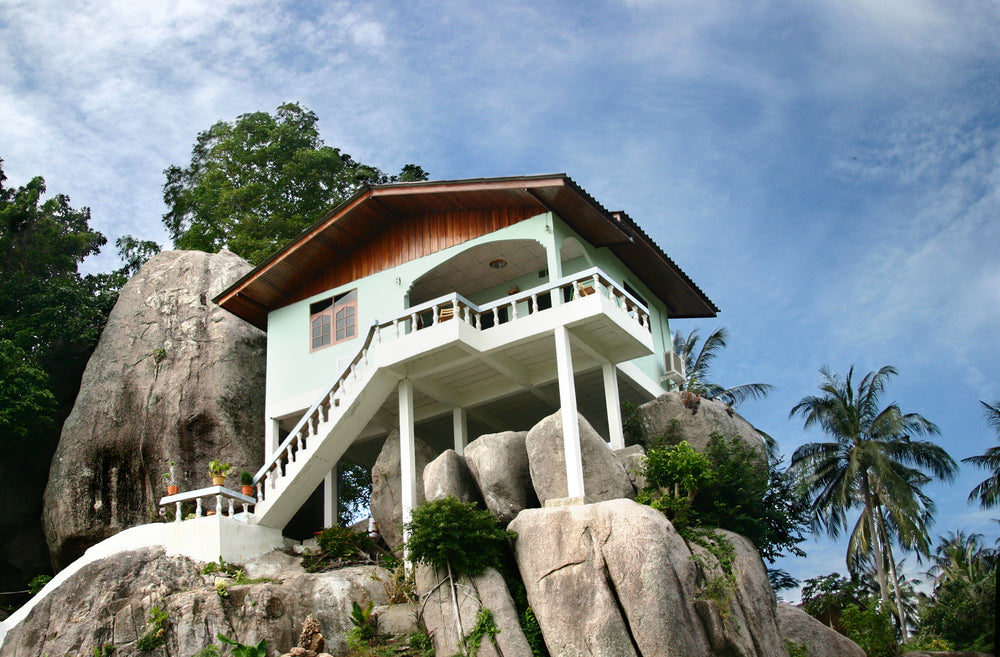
[[175, 501, 182, 523], [399, 379, 416, 559], [196, 497, 203, 517], [603, 362, 625, 450], [554, 325, 585, 500], [216, 493, 223, 515]]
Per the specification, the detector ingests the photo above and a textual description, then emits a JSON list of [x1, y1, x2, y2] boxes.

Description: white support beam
[[554, 325, 585, 499], [323, 467, 338, 527], [603, 363, 625, 450], [398, 379, 416, 548], [453, 408, 468, 455]]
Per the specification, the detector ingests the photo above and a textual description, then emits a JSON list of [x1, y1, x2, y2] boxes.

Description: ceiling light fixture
[[488, 259, 508, 270]]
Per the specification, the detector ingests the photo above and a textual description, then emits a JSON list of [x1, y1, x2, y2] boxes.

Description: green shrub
[[461, 608, 500, 657], [346, 600, 380, 649], [784, 638, 808, 657], [317, 525, 373, 559], [404, 496, 515, 577], [217, 634, 267, 657], [840, 602, 896, 657], [27, 574, 51, 595], [136, 606, 169, 651]]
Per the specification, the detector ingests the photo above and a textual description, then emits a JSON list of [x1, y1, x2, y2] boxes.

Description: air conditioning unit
[[660, 351, 686, 388]]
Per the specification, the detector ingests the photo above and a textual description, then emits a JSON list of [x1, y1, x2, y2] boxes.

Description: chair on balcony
[[438, 306, 455, 322], [576, 281, 596, 298]]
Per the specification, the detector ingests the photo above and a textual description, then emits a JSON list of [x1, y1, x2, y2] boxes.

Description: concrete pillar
[[545, 215, 564, 308], [399, 379, 416, 544], [554, 325, 585, 499], [323, 466, 338, 527], [266, 418, 281, 455], [603, 363, 625, 450], [453, 407, 468, 455]]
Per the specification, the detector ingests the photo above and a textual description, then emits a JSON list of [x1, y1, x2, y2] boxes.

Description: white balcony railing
[[253, 266, 650, 500], [158, 486, 256, 522]]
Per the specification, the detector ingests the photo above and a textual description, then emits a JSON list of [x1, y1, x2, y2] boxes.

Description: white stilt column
[[453, 407, 468, 455], [323, 467, 338, 527], [603, 363, 625, 450], [554, 325, 585, 500], [266, 418, 281, 455], [399, 379, 416, 545]]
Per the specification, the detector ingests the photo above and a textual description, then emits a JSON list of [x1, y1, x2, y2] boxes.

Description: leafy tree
[[962, 400, 1000, 509], [789, 365, 957, 633], [0, 159, 119, 451], [801, 572, 872, 629], [163, 102, 428, 265], [917, 532, 996, 651], [338, 460, 373, 526], [672, 327, 775, 407], [637, 433, 808, 563]]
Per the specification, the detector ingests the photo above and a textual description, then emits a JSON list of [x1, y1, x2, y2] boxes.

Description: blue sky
[[2, 0, 998, 598]]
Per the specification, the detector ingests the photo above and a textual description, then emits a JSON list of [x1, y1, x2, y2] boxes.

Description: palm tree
[[672, 327, 774, 407], [789, 365, 957, 631], [962, 400, 1000, 509], [926, 530, 993, 587]]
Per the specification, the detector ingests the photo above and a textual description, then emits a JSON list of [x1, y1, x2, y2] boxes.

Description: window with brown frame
[[310, 289, 357, 351]]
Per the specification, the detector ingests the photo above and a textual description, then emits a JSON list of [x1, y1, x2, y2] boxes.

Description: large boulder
[[464, 431, 536, 524], [370, 430, 436, 549], [0, 547, 386, 657], [636, 392, 767, 460], [776, 603, 866, 657], [525, 411, 633, 504], [509, 499, 787, 657], [42, 250, 266, 570], [422, 449, 482, 505], [613, 444, 648, 492], [416, 565, 532, 657]]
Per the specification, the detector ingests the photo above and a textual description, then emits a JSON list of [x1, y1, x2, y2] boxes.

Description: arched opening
[[409, 239, 549, 306]]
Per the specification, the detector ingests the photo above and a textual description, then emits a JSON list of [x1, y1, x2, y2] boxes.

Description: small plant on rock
[[136, 605, 169, 651], [217, 633, 267, 657], [346, 600, 380, 650]]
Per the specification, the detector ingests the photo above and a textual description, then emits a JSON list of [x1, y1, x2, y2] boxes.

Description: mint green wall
[[266, 214, 556, 409], [265, 212, 676, 412]]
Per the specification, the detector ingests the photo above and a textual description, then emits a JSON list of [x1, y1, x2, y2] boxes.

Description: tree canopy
[[0, 160, 120, 453], [163, 102, 428, 265], [672, 327, 774, 407]]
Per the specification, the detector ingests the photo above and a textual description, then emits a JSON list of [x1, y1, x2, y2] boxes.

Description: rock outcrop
[[636, 392, 768, 460], [0, 547, 387, 657], [510, 498, 788, 657], [464, 431, 536, 524], [422, 449, 482, 505], [525, 411, 634, 504], [416, 564, 532, 657], [370, 430, 436, 549], [776, 603, 866, 657], [42, 250, 266, 570]]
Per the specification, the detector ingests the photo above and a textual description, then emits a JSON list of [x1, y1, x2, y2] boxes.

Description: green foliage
[[963, 400, 1000, 509], [162, 102, 428, 265], [840, 602, 897, 657], [783, 638, 808, 657], [800, 572, 870, 629], [136, 606, 169, 651], [637, 434, 808, 561], [240, 470, 253, 486], [520, 607, 546, 657], [114, 235, 160, 278], [405, 631, 434, 657], [687, 529, 738, 622], [208, 460, 232, 477], [27, 573, 51, 595], [404, 497, 515, 577], [899, 635, 952, 652], [0, 159, 123, 456], [189, 645, 220, 657], [317, 526, 373, 559], [214, 580, 229, 598], [339, 460, 373, 526], [917, 565, 995, 651], [217, 633, 268, 657], [91, 644, 115, 657], [346, 600, 379, 648], [461, 608, 500, 657], [672, 327, 774, 408], [370, 554, 416, 604]]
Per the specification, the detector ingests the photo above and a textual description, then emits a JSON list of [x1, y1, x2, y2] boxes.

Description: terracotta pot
[[206, 510, 216, 516], [241, 484, 254, 496], [166, 485, 179, 495], [212, 475, 226, 486]]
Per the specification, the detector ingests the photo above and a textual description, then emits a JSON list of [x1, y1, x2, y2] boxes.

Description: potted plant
[[163, 460, 179, 495], [208, 460, 233, 486], [240, 470, 255, 497]]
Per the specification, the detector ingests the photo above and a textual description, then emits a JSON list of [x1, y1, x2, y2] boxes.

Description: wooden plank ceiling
[[215, 174, 718, 329]]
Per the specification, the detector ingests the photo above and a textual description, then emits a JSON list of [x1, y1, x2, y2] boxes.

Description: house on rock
[[213, 173, 717, 537]]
